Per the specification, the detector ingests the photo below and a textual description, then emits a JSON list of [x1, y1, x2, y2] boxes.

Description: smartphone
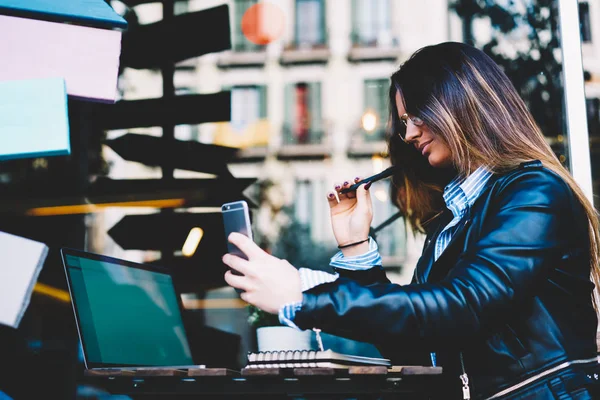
[[221, 200, 253, 261]]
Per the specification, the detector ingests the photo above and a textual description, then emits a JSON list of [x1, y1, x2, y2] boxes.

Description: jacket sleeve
[[332, 265, 391, 286], [293, 168, 578, 347]]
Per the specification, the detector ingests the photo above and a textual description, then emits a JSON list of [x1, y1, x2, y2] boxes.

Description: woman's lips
[[420, 140, 433, 155]]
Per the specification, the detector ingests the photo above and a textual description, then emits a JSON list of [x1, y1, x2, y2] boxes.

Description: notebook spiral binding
[[247, 349, 319, 369], [246, 349, 391, 369]]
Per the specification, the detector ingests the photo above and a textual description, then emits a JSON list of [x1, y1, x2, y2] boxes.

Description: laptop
[[61, 247, 205, 371]]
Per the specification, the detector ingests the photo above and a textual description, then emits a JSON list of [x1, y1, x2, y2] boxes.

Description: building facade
[[107, 0, 600, 284]]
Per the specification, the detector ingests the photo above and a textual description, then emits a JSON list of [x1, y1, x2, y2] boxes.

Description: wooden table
[[83, 366, 443, 399]]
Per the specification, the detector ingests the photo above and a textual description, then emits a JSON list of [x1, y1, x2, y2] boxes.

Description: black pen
[[339, 166, 398, 194]]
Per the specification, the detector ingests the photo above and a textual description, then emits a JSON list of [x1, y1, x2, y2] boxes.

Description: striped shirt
[[435, 166, 494, 260], [279, 237, 382, 328], [279, 166, 494, 329]]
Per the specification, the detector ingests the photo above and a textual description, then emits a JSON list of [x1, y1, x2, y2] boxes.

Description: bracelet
[[338, 238, 369, 249]]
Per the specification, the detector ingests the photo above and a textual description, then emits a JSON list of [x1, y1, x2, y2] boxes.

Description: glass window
[[231, 86, 264, 131], [174, 87, 199, 141], [292, 178, 332, 247], [587, 97, 600, 208], [362, 79, 389, 141], [233, 0, 265, 52], [579, 2, 592, 43], [586, 98, 600, 137], [174, 0, 188, 15], [294, 179, 313, 226], [352, 0, 393, 47], [283, 82, 323, 145], [371, 180, 406, 261], [295, 0, 326, 48], [212, 85, 268, 148]]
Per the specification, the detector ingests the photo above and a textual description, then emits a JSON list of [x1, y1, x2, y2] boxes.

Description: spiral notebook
[[246, 349, 391, 369]]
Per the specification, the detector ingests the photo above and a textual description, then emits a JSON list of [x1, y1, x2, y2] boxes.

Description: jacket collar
[[417, 170, 496, 283], [443, 166, 494, 222]]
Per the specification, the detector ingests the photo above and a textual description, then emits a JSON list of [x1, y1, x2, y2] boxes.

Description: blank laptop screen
[[64, 252, 193, 367]]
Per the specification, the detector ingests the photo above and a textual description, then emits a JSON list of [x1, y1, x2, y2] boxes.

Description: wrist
[[341, 241, 370, 257]]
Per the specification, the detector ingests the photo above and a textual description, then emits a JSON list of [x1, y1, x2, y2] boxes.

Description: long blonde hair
[[387, 42, 600, 301]]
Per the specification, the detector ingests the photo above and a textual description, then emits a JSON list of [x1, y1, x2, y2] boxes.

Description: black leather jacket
[[294, 161, 598, 399]]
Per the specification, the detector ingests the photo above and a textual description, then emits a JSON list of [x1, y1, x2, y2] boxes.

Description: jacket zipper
[[459, 352, 471, 399], [417, 233, 471, 400]]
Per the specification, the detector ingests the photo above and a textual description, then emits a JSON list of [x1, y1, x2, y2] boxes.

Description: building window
[[351, 0, 393, 47], [371, 180, 406, 260], [362, 79, 389, 141], [174, 87, 199, 141], [283, 82, 323, 145], [174, 0, 189, 15], [588, 98, 600, 209], [212, 85, 268, 149], [580, 2, 592, 43], [293, 178, 331, 244], [231, 86, 266, 130], [295, 0, 326, 48], [587, 98, 600, 137], [295, 179, 313, 226], [233, 0, 265, 52]]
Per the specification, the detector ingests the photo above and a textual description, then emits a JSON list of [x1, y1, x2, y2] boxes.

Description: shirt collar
[[443, 166, 494, 219]]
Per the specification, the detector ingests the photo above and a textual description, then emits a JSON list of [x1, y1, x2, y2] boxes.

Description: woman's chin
[[427, 153, 452, 168]]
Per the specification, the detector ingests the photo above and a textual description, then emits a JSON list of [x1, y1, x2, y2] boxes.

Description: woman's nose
[[404, 123, 421, 143]]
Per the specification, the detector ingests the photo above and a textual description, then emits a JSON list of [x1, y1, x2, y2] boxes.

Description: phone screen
[[221, 201, 253, 261]]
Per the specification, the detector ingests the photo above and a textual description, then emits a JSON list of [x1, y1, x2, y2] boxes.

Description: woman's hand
[[327, 177, 373, 256], [222, 232, 302, 314]]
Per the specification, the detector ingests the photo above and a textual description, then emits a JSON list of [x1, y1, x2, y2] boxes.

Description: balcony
[[217, 40, 267, 69], [281, 42, 330, 65], [277, 124, 332, 160], [348, 31, 400, 63], [347, 126, 388, 157], [212, 119, 270, 162], [217, 50, 267, 69]]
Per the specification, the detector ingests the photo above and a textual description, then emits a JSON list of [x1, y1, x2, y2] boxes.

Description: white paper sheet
[[0, 231, 48, 328]]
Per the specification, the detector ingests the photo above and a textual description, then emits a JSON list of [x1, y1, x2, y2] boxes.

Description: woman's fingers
[[224, 269, 251, 292], [228, 232, 264, 260], [355, 179, 373, 212], [334, 182, 342, 193], [345, 176, 362, 199], [222, 252, 251, 276], [327, 176, 364, 206], [326, 191, 338, 206], [337, 180, 352, 200]]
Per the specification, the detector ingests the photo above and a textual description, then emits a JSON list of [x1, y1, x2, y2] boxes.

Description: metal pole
[[161, 0, 175, 263], [557, 0, 594, 203], [162, 0, 175, 181]]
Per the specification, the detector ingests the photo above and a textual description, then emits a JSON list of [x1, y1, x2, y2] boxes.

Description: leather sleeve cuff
[[333, 265, 387, 285]]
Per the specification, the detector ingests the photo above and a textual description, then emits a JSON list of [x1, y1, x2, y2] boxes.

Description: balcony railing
[[277, 124, 331, 159], [348, 125, 388, 157], [218, 0, 268, 67], [348, 29, 399, 62], [281, 124, 324, 145], [233, 38, 265, 53], [351, 27, 396, 48], [281, 1, 329, 65]]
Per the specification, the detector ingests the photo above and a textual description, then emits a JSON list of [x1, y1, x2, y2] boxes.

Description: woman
[[222, 42, 600, 399]]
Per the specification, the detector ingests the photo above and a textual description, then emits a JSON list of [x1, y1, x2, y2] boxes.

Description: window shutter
[[259, 85, 267, 119], [309, 82, 322, 143], [284, 83, 292, 143]]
